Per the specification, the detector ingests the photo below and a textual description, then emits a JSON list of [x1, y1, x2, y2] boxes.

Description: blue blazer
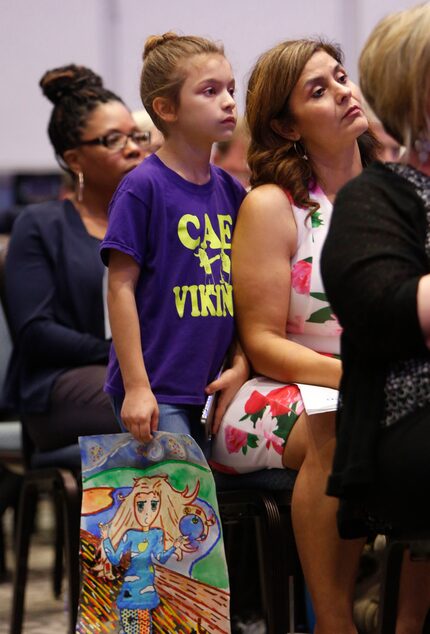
[[3, 199, 110, 414]]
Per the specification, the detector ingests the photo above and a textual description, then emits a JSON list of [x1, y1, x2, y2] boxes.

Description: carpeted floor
[[0, 501, 67, 634]]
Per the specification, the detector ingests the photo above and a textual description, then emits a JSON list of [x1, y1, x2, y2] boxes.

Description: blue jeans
[[111, 396, 210, 457]]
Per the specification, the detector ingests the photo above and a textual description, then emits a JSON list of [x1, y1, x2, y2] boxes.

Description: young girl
[[101, 33, 248, 446]]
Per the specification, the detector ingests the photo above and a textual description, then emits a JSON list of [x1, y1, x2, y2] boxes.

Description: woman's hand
[[120, 386, 159, 443], [205, 348, 250, 436]]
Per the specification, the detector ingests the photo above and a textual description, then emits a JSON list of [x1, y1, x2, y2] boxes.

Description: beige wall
[[0, 0, 419, 171]]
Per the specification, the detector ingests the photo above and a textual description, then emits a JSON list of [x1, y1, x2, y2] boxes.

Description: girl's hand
[[173, 535, 186, 560], [121, 386, 159, 443], [205, 351, 250, 436]]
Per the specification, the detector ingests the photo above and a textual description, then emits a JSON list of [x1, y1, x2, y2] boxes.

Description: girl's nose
[[223, 90, 236, 109]]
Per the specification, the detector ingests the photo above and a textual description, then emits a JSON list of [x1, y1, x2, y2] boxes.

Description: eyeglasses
[[79, 130, 151, 151]]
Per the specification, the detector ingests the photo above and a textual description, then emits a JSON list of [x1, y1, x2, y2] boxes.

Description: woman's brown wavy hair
[[246, 39, 380, 212]]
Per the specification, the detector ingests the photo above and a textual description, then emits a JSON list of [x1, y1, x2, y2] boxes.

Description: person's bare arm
[[206, 339, 250, 435], [107, 250, 158, 442], [417, 274, 430, 350], [233, 184, 341, 389]]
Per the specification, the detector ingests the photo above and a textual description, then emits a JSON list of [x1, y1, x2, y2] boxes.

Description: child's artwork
[[76, 431, 230, 634]]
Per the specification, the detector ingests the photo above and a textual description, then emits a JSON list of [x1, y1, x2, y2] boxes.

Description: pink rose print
[[266, 384, 300, 417], [264, 431, 284, 455], [244, 390, 269, 415], [225, 425, 248, 454], [291, 259, 312, 295]]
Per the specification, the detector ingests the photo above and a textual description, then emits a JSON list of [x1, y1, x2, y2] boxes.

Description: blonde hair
[[359, 3, 430, 150], [246, 39, 378, 212], [95, 475, 205, 576], [102, 475, 200, 552], [140, 32, 224, 135]]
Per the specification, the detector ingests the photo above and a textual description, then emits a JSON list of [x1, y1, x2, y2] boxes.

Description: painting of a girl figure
[[76, 431, 230, 634]]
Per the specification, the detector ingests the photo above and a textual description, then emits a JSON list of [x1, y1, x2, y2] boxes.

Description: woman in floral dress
[[211, 38, 379, 634]]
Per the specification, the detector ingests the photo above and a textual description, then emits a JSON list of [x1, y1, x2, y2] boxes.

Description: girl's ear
[[63, 148, 81, 176], [270, 118, 300, 142], [153, 96, 177, 124]]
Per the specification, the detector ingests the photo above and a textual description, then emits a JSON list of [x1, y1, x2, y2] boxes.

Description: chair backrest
[[0, 239, 12, 407], [0, 239, 11, 334], [0, 237, 22, 463]]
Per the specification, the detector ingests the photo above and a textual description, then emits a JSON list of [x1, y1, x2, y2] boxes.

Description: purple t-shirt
[[100, 154, 246, 404]]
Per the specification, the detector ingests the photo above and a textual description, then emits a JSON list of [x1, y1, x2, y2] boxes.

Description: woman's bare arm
[[233, 184, 341, 389]]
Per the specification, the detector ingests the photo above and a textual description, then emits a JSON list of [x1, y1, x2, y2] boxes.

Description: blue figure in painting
[[99, 475, 201, 634], [179, 507, 215, 552]]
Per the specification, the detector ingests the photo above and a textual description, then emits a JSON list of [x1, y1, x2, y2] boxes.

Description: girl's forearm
[[108, 284, 150, 391]]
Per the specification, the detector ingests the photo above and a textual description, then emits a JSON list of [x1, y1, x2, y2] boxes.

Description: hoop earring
[[414, 137, 430, 164], [77, 171, 84, 203], [293, 141, 308, 161]]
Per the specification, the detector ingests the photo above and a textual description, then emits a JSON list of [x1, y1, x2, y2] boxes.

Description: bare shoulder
[[236, 184, 296, 249], [241, 183, 292, 213]]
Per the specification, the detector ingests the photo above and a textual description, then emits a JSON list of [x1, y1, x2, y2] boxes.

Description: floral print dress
[[211, 185, 341, 473]]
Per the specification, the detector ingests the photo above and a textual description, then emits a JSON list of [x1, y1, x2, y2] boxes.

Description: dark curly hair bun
[[39, 64, 104, 105]]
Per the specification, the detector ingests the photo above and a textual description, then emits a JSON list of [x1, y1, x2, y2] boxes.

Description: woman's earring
[[293, 141, 308, 161], [77, 171, 84, 202], [414, 137, 430, 164]]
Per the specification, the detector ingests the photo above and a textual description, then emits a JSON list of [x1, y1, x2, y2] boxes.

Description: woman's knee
[[283, 410, 336, 470], [282, 412, 308, 469]]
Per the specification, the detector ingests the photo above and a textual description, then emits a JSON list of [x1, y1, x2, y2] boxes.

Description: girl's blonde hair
[[246, 39, 379, 211], [359, 3, 430, 152], [103, 475, 199, 550], [140, 32, 224, 135]]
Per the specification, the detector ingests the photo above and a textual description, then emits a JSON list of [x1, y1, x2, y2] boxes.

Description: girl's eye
[[137, 501, 145, 512], [337, 73, 348, 84], [228, 87, 235, 97], [204, 87, 216, 96], [151, 500, 159, 511]]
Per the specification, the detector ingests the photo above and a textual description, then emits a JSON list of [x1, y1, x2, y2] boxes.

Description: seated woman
[[321, 5, 430, 631], [2, 64, 147, 451], [211, 38, 379, 633]]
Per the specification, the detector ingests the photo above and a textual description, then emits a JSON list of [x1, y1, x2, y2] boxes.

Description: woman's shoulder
[[337, 161, 424, 209], [339, 161, 416, 194], [11, 199, 69, 235], [240, 183, 293, 218], [245, 182, 291, 202], [235, 184, 296, 250]]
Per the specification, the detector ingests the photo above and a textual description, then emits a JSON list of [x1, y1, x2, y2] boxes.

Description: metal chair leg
[[53, 492, 64, 598], [58, 469, 81, 634], [218, 489, 298, 634], [10, 479, 38, 634], [255, 493, 290, 634], [377, 537, 430, 634]]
